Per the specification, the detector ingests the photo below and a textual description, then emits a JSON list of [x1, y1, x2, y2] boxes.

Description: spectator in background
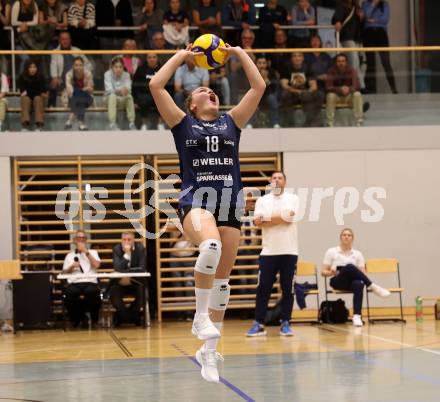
[[174, 58, 209, 110], [228, 28, 255, 104], [290, 0, 315, 48], [360, 0, 397, 94], [64, 56, 93, 131], [0, 0, 11, 74], [104, 56, 136, 130], [257, 0, 287, 49], [252, 55, 280, 128], [49, 31, 91, 107], [209, 66, 230, 106], [222, 0, 256, 46], [11, 0, 40, 50], [18, 60, 47, 131], [162, 0, 189, 48], [121, 39, 142, 78], [62, 230, 101, 329], [67, 0, 96, 50], [0, 72, 8, 131], [192, 0, 221, 36], [110, 232, 146, 327], [136, 0, 164, 49], [321, 228, 390, 327], [268, 28, 289, 74], [326, 53, 363, 127], [332, 0, 365, 90], [280, 52, 323, 127], [132, 52, 163, 130], [38, 0, 68, 49], [150, 31, 173, 65], [305, 34, 332, 92], [95, 0, 133, 52]]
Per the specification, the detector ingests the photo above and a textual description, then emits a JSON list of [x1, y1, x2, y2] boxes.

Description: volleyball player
[[149, 44, 265, 382]]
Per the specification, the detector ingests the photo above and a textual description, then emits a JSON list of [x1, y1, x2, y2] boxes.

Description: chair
[[0, 260, 23, 333], [365, 258, 405, 323], [323, 273, 356, 323], [293, 261, 320, 324], [0, 260, 22, 280]]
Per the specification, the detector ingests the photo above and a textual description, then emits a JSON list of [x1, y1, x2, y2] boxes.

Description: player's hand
[[218, 43, 241, 62], [181, 44, 203, 62]]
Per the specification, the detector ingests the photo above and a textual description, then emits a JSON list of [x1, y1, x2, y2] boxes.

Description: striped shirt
[[67, 2, 95, 29]]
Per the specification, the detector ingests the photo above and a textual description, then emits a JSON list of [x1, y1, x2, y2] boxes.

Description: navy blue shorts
[[178, 205, 243, 230]]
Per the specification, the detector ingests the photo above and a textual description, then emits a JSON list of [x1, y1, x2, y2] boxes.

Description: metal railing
[[3, 24, 338, 92]]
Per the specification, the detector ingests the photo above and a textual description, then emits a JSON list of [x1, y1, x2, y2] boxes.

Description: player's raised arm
[[222, 45, 266, 128], [149, 46, 199, 128]]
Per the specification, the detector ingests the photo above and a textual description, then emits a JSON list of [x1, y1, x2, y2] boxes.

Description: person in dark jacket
[[257, 0, 287, 49], [221, 0, 256, 46], [332, 0, 365, 89], [360, 0, 397, 93], [251, 55, 280, 127], [110, 232, 146, 326], [18, 59, 47, 131], [132, 52, 162, 129], [95, 0, 133, 51]]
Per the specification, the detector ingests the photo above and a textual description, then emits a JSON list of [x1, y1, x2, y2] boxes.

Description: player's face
[[190, 87, 219, 116], [340, 230, 354, 247]]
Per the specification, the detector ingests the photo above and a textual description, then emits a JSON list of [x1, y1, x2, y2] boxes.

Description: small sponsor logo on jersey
[[186, 139, 198, 147], [192, 158, 233, 167], [224, 139, 234, 146], [191, 124, 204, 130], [196, 174, 233, 182]]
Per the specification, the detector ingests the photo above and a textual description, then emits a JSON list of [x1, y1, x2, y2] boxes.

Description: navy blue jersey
[[171, 113, 244, 210]]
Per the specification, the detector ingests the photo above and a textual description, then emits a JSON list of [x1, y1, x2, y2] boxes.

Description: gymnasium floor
[[0, 319, 439, 402]]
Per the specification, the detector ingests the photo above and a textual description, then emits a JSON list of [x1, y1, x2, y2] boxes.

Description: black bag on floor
[[264, 299, 282, 326], [319, 299, 349, 323]]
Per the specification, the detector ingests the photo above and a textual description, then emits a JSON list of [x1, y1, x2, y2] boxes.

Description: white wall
[[284, 148, 440, 307], [0, 157, 13, 260], [0, 157, 14, 320]]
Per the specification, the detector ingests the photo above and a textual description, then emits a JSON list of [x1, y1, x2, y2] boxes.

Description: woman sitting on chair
[[321, 228, 390, 327]]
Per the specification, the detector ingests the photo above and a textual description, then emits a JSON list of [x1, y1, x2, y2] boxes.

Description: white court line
[[324, 324, 440, 356]]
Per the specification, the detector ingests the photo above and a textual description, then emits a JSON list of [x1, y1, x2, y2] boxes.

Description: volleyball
[[192, 34, 226, 70]]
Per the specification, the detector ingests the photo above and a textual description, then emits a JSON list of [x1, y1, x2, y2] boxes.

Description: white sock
[[195, 288, 211, 316], [205, 321, 222, 350]]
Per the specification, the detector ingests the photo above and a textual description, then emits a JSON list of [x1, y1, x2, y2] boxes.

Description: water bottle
[[415, 296, 423, 323]]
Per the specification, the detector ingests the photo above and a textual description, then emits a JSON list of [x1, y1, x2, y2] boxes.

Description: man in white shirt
[[246, 171, 299, 337], [62, 230, 101, 328]]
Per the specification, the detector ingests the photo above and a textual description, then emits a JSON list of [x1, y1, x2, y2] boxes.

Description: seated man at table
[[62, 230, 101, 328], [110, 232, 146, 326]]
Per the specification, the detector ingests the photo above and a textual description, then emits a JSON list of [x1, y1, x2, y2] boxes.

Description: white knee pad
[[194, 239, 222, 275], [209, 279, 230, 311]]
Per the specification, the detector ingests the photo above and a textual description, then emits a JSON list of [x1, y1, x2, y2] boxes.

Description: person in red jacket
[[325, 53, 364, 127]]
